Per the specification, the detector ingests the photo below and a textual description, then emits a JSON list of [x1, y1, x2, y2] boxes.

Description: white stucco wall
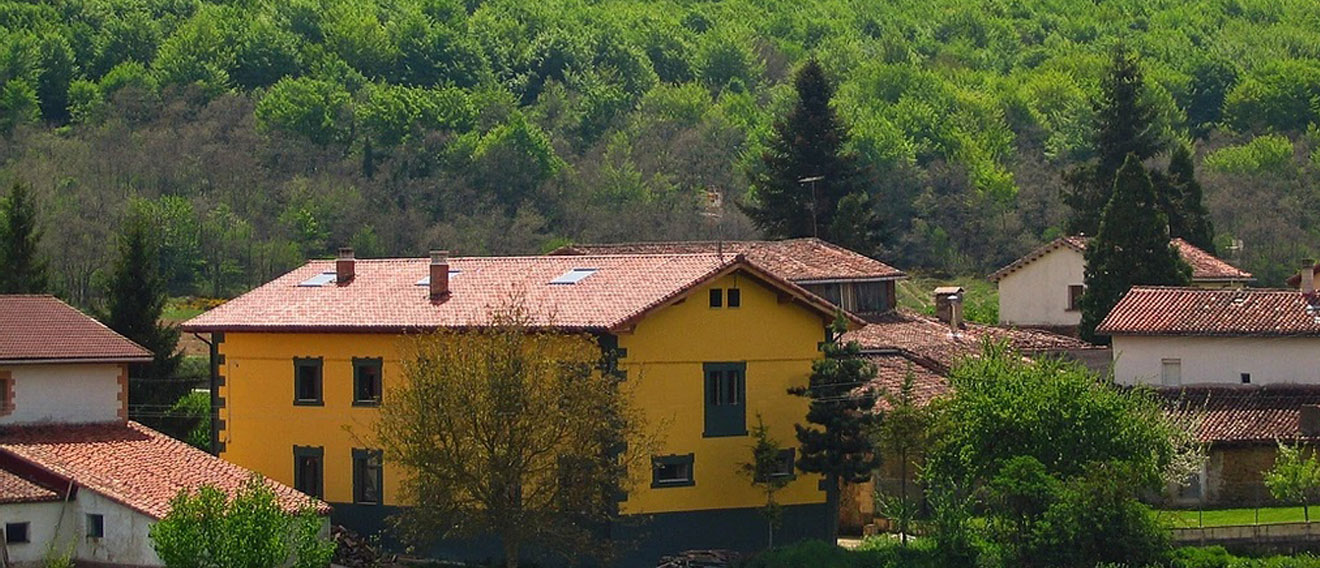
[[996, 247, 1085, 327], [74, 490, 161, 566], [1111, 335, 1320, 386], [0, 500, 71, 566], [0, 363, 123, 426]]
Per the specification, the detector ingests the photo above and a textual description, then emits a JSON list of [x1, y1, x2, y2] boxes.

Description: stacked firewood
[[331, 525, 390, 567]]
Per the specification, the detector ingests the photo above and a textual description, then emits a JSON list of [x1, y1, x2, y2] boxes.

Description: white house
[[1098, 286, 1320, 386], [0, 295, 327, 567], [988, 237, 1254, 331]]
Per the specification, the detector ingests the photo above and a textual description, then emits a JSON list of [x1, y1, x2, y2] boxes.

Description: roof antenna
[[702, 187, 725, 261], [798, 175, 825, 238]]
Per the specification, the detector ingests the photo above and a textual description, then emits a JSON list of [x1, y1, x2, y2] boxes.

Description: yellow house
[[182, 249, 859, 564]]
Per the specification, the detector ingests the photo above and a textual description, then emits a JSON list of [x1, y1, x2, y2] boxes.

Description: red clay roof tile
[[550, 238, 906, 282], [0, 295, 152, 363], [0, 467, 58, 504], [843, 309, 1099, 371], [1159, 385, 1320, 444], [1098, 286, 1320, 337], [862, 353, 951, 411], [0, 422, 328, 519], [182, 254, 857, 333]]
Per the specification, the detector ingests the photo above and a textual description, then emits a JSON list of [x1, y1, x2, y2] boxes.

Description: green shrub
[[1203, 135, 1296, 176]]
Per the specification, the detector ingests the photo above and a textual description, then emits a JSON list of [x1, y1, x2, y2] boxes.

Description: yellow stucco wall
[[215, 269, 829, 515]]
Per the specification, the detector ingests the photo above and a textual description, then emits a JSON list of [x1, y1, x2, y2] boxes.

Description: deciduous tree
[[372, 300, 651, 568], [739, 415, 793, 549], [1265, 441, 1320, 523], [1080, 155, 1190, 343]]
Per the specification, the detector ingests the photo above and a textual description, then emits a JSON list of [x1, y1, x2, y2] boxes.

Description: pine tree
[[1163, 144, 1215, 252], [791, 314, 879, 540], [0, 182, 48, 293], [1064, 47, 1163, 236], [1080, 155, 1190, 343], [744, 59, 870, 243], [104, 217, 188, 437]]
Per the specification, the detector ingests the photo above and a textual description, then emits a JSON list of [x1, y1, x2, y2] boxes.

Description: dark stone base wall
[[332, 502, 832, 567]]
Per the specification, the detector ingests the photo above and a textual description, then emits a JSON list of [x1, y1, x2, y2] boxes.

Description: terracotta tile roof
[[1171, 239, 1254, 282], [0, 295, 152, 363], [0, 422, 329, 519], [843, 309, 1099, 371], [1158, 385, 1320, 444], [988, 236, 1252, 283], [861, 353, 950, 411], [1098, 286, 1320, 337], [0, 467, 58, 504], [549, 238, 906, 282], [183, 254, 858, 333]]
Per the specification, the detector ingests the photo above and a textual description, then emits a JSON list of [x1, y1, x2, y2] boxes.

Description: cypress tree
[[1064, 47, 1163, 236], [1080, 155, 1190, 344], [0, 182, 48, 293], [1163, 144, 1216, 252], [104, 217, 188, 436], [791, 315, 879, 540], [744, 59, 870, 242]]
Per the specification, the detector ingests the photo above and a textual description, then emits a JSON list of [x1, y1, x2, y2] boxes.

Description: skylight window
[[550, 268, 599, 285], [416, 270, 461, 286], [297, 271, 337, 287]]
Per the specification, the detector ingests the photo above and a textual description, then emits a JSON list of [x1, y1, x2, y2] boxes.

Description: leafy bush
[[738, 539, 941, 568], [1203, 135, 1296, 176]]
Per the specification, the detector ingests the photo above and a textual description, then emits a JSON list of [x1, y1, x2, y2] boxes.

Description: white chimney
[[430, 250, 450, 301], [336, 247, 355, 284]]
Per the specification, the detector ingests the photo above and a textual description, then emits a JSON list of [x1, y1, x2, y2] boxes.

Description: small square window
[[353, 449, 384, 505], [709, 288, 723, 308], [294, 358, 323, 405], [727, 288, 741, 308], [652, 454, 695, 488], [755, 448, 797, 482], [5, 522, 28, 543], [86, 514, 104, 539], [353, 358, 383, 406], [1241, 373, 1252, 384]]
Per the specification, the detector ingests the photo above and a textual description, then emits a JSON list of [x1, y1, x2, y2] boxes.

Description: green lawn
[[897, 273, 999, 325], [1159, 506, 1316, 528]]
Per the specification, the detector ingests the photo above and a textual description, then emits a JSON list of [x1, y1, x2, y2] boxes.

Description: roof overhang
[[0, 356, 153, 366], [793, 276, 907, 285]]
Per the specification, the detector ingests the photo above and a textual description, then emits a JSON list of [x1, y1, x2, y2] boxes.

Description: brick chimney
[[1301, 404, 1320, 436], [430, 250, 450, 301], [934, 287, 965, 330], [336, 247, 355, 284], [1302, 261, 1316, 295]]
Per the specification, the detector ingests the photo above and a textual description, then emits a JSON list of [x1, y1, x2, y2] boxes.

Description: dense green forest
[[2, 0, 1319, 305]]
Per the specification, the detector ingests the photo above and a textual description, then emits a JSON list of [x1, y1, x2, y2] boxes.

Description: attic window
[[297, 271, 337, 287], [416, 270, 461, 286], [550, 268, 598, 285]]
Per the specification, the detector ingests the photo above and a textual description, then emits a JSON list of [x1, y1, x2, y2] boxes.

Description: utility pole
[[798, 175, 824, 237]]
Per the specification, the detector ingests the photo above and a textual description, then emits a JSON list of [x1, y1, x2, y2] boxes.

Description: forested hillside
[[1, 0, 1319, 306]]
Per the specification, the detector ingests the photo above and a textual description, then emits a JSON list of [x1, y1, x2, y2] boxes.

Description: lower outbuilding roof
[[1158, 385, 1320, 445], [0, 421, 330, 519]]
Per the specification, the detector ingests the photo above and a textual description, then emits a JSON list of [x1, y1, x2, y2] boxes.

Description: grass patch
[[896, 273, 998, 325], [1159, 506, 1315, 527]]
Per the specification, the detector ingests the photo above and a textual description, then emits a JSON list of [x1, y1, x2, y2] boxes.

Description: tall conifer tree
[[791, 315, 878, 540], [1064, 47, 1163, 236], [0, 182, 48, 293], [1163, 144, 1216, 252], [1080, 155, 1190, 343], [104, 217, 187, 436], [744, 59, 870, 242]]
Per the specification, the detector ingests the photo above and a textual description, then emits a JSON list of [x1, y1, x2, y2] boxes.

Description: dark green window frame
[[293, 445, 324, 499], [703, 362, 747, 437], [293, 357, 323, 406], [353, 357, 383, 406], [756, 448, 797, 482], [726, 288, 741, 308], [651, 453, 695, 488], [5, 522, 28, 544], [709, 288, 723, 307], [85, 514, 104, 539], [353, 448, 384, 505]]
